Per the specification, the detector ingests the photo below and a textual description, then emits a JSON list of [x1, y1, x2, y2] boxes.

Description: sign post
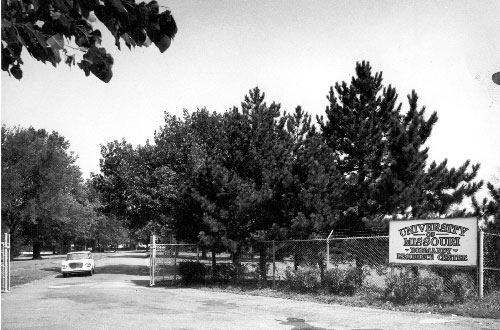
[[478, 230, 484, 299]]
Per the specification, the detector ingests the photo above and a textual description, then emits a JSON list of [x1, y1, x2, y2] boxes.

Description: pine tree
[[473, 181, 500, 233], [285, 106, 342, 238], [318, 61, 482, 230]]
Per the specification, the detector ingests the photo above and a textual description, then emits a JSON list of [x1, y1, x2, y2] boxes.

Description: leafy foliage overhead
[[1, 0, 177, 82]]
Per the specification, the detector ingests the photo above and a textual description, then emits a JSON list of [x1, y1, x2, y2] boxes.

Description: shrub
[[178, 262, 206, 284], [210, 263, 237, 284], [284, 267, 320, 292], [324, 267, 361, 296], [418, 272, 444, 303], [385, 271, 419, 304], [484, 270, 500, 293], [385, 271, 444, 304], [449, 273, 476, 302]]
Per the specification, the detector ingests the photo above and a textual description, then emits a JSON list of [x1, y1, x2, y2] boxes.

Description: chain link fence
[[149, 232, 499, 302], [259, 237, 391, 295], [261, 236, 486, 300], [483, 232, 500, 294]]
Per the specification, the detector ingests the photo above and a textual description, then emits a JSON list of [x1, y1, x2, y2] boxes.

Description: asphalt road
[[2, 251, 499, 330]]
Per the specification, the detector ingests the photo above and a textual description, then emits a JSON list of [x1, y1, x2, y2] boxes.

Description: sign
[[389, 218, 477, 267]]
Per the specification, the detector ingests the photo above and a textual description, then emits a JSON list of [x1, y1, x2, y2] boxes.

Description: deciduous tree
[[1, 125, 93, 258], [1, 0, 177, 82]]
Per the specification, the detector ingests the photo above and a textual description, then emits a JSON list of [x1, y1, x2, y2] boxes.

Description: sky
[[2, 0, 500, 202]]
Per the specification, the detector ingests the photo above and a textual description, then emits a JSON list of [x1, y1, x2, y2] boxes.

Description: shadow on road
[[96, 264, 149, 276], [41, 266, 60, 272], [130, 279, 151, 286], [107, 253, 148, 259]]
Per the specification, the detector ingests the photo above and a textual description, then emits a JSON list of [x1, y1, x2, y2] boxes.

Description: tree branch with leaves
[[1, 0, 177, 82]]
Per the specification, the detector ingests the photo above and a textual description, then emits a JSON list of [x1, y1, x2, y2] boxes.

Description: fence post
[[326, 230, 333, 270], [478, 230, 484, 299], [272, 240, 276, 289], [196, 246, 199, 263]]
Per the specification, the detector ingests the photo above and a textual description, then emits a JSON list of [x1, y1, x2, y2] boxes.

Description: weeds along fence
[[149, 233, 500, 301]]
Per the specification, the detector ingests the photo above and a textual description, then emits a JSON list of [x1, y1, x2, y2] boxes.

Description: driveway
[[2, 251, 499, 330]]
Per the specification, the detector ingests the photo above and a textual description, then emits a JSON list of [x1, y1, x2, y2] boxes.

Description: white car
[[61, 251, 95, 277]]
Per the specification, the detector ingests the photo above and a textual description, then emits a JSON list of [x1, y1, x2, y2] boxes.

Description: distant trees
[[1, 0, 177, 82], [1, 125, 124, 258], [2, 126, 83, 257]]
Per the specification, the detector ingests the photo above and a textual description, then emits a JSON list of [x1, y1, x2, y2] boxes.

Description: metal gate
[[1, 234, 11, 292], [149, 235, 198, 286]]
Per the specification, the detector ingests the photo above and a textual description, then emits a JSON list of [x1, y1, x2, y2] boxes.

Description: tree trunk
[[32, 239, 42, 259], [211, 248, 216, 267], [318, 259, 325, 285], [201, 247, 207, 260], [62, 241, 69, 254], [232, 245, 242, 280], [259, 244, 267, 286], [355, 254, 363, 285], [232, 245, 241, 266], [294, 252, 300, 271]]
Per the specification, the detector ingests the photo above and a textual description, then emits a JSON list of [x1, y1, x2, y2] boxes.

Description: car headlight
[[85, 263, 91, 267], [62, 264, 68, 269]]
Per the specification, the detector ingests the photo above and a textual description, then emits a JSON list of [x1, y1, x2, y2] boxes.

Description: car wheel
[[88, 270, 93, 276], [62, 273, 68, 278]]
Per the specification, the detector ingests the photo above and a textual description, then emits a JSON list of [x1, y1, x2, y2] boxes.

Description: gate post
[[1, 234, 10, 292], [150, 235, 156, 286], [7, 234, 10, 291], [326, 230, 333, 270], [1, 241, 4, 292]]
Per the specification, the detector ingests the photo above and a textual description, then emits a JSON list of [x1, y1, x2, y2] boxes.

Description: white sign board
[[389, 218, 477, 267]]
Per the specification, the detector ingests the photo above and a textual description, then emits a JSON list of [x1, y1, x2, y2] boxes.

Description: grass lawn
[[9, 252, 111, 287]]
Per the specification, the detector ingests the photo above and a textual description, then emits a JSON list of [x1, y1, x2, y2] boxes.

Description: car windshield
[[66, 253, 89, 260]]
